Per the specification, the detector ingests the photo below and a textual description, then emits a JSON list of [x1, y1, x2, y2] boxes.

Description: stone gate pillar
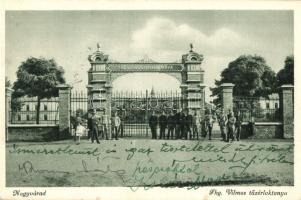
[[279, 84, 294, 139], [220, 83, 234, 113], [5, 87, 13, 141], [57, 84, 72, 138], [181, 44, 204, 115]]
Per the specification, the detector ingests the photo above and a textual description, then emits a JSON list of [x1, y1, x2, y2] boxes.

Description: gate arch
[[86, 44, 206, 131]]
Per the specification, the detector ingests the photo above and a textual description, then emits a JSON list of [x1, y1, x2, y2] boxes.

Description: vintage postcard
[[1, 1, 301, 200]]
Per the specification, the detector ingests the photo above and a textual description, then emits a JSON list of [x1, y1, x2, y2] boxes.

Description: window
[[44, 114, 48, 121], [44, 105, 48, 111], [17, 115, 21, 121], [26, 115, 30, 121], [275, 103, 279, 109], [26, 105, 30, 111], [266, 102, 270, 109], [35, 105, 38, 110]]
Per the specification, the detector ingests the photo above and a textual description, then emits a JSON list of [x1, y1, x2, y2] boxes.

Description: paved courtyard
[[6, 138, 294, 187]]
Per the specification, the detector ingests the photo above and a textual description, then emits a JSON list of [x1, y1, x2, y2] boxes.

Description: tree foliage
[[12, 57, 65, 123], [210, 55, 277, 107], [276, 55, 294, 86]]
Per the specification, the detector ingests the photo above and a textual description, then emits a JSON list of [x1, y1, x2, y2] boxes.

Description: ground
[[6, 138, 294, 188]]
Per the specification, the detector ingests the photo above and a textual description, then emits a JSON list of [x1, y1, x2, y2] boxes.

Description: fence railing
[[233, 96, 281, 122], [10, 97, 59, 125]]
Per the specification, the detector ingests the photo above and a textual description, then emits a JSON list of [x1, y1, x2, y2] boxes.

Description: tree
[[276, 55, 294, 86], [13, 57, 65, 124], [210, 55, 277, 107]]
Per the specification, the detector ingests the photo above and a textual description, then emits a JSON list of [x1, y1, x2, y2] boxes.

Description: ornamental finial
[[97, 43, 101, 51], [190, 43, 194, 52]]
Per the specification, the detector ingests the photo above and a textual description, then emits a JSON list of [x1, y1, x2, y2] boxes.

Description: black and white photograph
[[1, 4, 299, 199]]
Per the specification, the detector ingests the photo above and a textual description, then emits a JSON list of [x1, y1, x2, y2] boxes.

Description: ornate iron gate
[[111, 91, 183, 138]]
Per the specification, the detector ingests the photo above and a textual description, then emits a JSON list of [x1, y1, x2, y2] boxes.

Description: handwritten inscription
[[7, 141, 293, 188]]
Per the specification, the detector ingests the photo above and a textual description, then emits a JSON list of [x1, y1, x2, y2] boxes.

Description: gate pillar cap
[[86, 84, 93, 89], [280, 84, 294, 89], [220, 83, 234, 89], [57, 84, 72, 90], [105, 83, 113, 88], [180, 84, 188, 88], [198, 83, 206, 89]]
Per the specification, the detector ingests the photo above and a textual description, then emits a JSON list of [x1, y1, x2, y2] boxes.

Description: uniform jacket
[[149, 115, 158, 127]]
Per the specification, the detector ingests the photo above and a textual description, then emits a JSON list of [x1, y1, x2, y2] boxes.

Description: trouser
[[204, 125, 212, 139], [91, 126, 100, 143], [167, 126, 174, 139], [150, 126, 157, 139], [88, 127, 91, 139], [175, 125, 180, 139], [119, 123, 124, 138], [159, 126, 166, 139], [102, 125, 108, 140], [186, 126, 192, 139], [227, 126, 235, 142], [220, 125, 226, 141], [248, 122, 255, 136], [114, 126, 119, 139], [180, 125, 186, 139], [192, 125, 198, 139], [235, 125, 241, 140]]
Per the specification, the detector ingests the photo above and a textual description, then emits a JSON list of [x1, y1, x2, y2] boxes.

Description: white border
[[1, 1, 300, 200]]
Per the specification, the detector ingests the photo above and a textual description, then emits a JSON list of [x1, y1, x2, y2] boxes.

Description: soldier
[[113, 112, 121, 140], [87, 111, 92, 140], [101, 113, 109, 140], [235, 110, 243, 141], [226, 111, 236, 142], [91, 109, 100, 144], [179, 109, 186, 139], [204, 110, 213, 140], [185, 109, 193, 140], [192, 110, 199, 140], [159, 111, 167, 139], [167, 110, 175, 139], [218, 110, 227, 141], [119, 110, 124, 138], [174, 109, 181, 139], [148, 111, 158, 139]]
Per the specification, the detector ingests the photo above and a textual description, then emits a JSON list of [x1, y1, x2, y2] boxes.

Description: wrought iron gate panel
[[112, 91, 183, 138]]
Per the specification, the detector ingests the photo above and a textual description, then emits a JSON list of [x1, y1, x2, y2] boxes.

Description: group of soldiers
[[148, 108, 243, 142], [74, 109, 123, 144]]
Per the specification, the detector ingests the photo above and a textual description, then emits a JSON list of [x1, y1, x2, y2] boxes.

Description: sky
[[5, 10, 293, 99]]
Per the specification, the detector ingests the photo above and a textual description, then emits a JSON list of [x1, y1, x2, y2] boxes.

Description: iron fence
[[112, 91, 184, 137], [10, 97, 59, 124], [233, 96, 281, 122]]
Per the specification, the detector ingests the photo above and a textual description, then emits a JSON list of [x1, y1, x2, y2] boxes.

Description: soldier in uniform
[[185, 110, 193, 140], [235, 110, 243, 141], [113, 112, 121, 140], [119, 110, 124, 138], [91, 109, 100, 144], [218, 110, 227, 141], [159, 111, 167, 139], [174, 109, 181, 139], [226, 111, 236, 142], [167, 110, 175, 139], [204, 110, 213, 140], [192, 110, 199, 140], [179, 109, 186, 139], [101, 113, 109, 140], [87, 111, 92, 140], [148, 111, 158, 139]]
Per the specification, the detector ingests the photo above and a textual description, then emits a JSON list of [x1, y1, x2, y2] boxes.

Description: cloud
[[126, 17, 252, 62]]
